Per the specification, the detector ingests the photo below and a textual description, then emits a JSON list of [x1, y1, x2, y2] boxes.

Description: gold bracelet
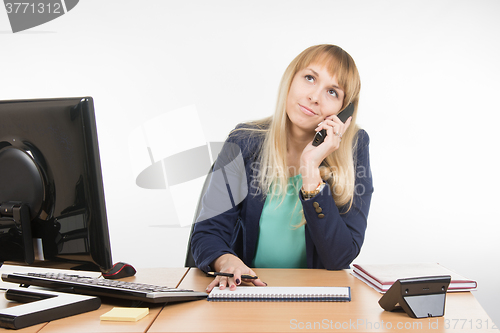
[[301, 181, 325, 199]]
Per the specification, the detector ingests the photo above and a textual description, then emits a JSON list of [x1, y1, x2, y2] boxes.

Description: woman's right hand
[[206, 253, 267, 292]]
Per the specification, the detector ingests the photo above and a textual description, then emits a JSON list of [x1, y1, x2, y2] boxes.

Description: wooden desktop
[[150, 268, 498, 333], [0, 267, 497, 333]]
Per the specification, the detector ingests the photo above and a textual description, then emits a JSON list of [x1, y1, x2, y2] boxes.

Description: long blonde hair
[[238, 45, 361, 210]]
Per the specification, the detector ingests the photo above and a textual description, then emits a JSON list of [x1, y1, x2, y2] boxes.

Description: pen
[[207, 272, 258, 280]]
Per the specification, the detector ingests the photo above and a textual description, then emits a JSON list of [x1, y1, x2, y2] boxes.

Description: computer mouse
[[103, 262, 136, 279]]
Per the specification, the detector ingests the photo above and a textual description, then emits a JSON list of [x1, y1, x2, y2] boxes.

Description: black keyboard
[[1, 272, 207, 304]]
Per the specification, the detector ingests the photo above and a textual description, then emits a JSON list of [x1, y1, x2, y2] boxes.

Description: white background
[[1, 0, 499, 326]]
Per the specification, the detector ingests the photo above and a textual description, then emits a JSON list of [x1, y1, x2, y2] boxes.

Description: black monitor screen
[[0, 97, 113, 272]]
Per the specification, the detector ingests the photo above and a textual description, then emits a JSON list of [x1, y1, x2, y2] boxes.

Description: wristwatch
[[301, 181, 325, 199]]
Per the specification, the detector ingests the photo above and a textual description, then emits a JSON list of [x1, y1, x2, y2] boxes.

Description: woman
[[191, 44, 373, 292]]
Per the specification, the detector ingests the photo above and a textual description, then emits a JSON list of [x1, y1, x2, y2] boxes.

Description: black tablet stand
[[378, 275, 451, 318]]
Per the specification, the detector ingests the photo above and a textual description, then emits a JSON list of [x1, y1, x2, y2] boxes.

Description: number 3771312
[[5, 2, 62, 14]]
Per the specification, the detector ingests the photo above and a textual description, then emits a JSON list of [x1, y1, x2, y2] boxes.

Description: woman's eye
[[305, 75, 314, 82], [328, 89, 337, 97]]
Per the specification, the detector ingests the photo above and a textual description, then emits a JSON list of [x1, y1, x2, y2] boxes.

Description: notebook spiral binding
[[207, 286, 351, 302]]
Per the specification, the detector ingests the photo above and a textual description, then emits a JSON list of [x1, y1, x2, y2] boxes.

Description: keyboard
[[1, 272, 208, 304]]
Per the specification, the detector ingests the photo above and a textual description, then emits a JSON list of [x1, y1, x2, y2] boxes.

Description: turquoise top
[[252, 175, 307, 268]]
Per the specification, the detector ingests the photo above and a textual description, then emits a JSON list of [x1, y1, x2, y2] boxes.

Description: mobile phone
[[312, 103, 354, 147]]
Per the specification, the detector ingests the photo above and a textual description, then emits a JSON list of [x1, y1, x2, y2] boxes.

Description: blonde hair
[[236, 44, 361, 211]]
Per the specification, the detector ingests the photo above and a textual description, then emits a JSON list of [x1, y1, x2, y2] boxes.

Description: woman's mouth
[[299, 104, 317, 116]]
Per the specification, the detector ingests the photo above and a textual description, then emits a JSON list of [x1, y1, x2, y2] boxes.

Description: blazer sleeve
[[300, 129, 373, 269], [190, 127, 252, 273]]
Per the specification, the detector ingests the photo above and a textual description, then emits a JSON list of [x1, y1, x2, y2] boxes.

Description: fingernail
[[236, 279, 241, 285], [317, 122, 323, 126], [264, 282, 268, 286]]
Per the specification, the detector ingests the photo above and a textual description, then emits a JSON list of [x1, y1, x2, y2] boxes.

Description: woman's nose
[[308, 87, 321, 104]]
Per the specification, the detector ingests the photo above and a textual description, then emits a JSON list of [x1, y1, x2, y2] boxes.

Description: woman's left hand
[[300, 115, 352, 190], [302, 115, 352, 165]]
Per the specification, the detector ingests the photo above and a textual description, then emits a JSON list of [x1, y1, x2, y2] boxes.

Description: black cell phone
[[312, 103, 354, 147]]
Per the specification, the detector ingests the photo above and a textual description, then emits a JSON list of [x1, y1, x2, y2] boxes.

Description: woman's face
[[286, 63, 345, 133]]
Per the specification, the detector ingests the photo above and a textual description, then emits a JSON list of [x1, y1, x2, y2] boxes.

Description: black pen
[[207, 272, 258, 280]]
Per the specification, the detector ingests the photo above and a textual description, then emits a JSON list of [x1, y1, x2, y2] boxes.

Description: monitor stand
[[0, 287, 100, 329], [1, 146, 45, 266], [0, 202, 34, 265]]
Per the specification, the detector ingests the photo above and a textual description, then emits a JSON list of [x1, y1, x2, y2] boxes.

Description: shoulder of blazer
[[227, 123, 267, 161]]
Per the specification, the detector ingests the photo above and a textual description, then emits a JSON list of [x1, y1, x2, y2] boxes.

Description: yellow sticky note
[[100, 307, 149, 322]]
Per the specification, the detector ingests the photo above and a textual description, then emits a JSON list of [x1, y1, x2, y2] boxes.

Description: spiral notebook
[[208, 286, 351, 302]]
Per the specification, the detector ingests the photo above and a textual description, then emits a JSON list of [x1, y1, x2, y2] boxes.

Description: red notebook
[[352, 263, 477, 293]]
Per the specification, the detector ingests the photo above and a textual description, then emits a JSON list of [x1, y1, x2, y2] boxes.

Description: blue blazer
[[191, 125, 373, 272]]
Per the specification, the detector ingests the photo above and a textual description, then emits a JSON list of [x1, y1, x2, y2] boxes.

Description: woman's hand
[[206, 254, 266, 292], [300, 115, 352, 190], [302, 115, 352, 166]]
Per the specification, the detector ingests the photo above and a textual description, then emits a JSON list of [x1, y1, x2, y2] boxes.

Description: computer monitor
[[0, 97, 113, 273]]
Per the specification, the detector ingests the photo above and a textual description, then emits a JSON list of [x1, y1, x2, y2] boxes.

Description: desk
[[0, 267, 497, 332], [150, 268, 498, 333], [0, 266, 188, 333]]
